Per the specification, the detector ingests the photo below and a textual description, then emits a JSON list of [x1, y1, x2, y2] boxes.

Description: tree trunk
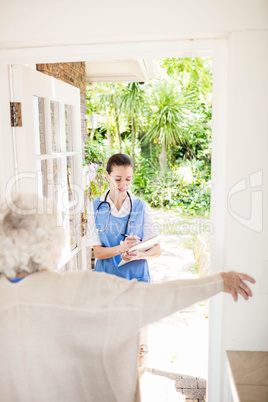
[[107, 127, 113, 150], [115, 114, 122, 152], [159, 141, 167, 175], [113, 100, 122, 152], [131, 117, 136, 166], [90, 128, 95, 141]]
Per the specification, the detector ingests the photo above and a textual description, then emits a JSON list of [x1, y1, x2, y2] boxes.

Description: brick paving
[[140, 212, 209, 402], [141, 368, 206, 402]]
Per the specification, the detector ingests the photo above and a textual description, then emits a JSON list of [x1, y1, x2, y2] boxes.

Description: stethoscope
[[95, 189, 133, 239]]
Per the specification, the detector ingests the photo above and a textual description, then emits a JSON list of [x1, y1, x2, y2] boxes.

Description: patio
[[140, 213, 209, 402]]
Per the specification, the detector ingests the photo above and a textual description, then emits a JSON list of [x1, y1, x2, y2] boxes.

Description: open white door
[[9, 64, 86, 271]]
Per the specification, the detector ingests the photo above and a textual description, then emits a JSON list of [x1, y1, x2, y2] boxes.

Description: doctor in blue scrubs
[[86, 153, 161, 283]]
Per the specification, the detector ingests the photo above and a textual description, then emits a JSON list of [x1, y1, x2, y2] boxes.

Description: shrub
[[131, 159, 210, 215], [84, 136, 111, 201]]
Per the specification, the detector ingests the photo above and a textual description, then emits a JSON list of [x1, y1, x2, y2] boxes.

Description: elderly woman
[[0, 193, 255, 402]]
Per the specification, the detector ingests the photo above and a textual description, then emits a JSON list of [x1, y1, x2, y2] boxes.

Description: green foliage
[[86, 82, 127, 150], [132, 157, 156, 196], [170, 103, 211, 163], [120, 82, 147, 163], [84, 136, 111, 201], [87, 82, 125, 118], [85, 57, 213, 215], [131, 158, 211, 215], [158, 57, 212, 103], [86, 175, 108, 202], [144, 79, 195, 150], [155, 58, 212, 166], [120, 82, 146, 119], [84, 134, 109, 165]]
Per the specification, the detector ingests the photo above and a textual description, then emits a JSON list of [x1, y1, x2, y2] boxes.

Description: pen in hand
[[121, 234, 142, 241]]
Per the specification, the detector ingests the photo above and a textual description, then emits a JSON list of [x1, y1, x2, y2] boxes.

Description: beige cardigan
[[0, 270, 223, 402]]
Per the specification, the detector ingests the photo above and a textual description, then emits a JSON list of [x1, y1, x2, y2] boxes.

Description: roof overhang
[[86, 58, 157, 84]]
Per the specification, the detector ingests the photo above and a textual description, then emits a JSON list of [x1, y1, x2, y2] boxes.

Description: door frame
[[0, 38, 228, 400]]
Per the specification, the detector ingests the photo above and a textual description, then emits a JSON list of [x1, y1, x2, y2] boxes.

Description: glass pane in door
[[41, 160, 48, 197], [53, 158, 60, 200], [50, 101, 60, 152], [65, 105, 73, 152], [66, 156, 75, 202], [38, 98, 46, 154], [33, 96, 46, 155], [69, 206, 77, 251]]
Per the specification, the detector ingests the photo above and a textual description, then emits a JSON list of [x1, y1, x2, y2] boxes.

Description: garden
[[85, 57, 212, 217], [85, 58, 213, 398]]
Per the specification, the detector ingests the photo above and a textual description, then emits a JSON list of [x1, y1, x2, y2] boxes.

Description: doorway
[[88, 58, 215, 401], [0, 38, 227, 401]]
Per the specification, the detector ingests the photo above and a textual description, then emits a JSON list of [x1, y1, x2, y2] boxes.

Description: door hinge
[[10, 102, 22, 127]]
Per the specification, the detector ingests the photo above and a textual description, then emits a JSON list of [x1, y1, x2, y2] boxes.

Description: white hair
[[0, 192, 66, 278]]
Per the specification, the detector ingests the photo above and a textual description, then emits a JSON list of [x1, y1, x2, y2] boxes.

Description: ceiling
[[86, 58, 158, 84]]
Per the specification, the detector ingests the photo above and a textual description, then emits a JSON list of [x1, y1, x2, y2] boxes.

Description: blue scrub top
[[93, 196, 150, 282]]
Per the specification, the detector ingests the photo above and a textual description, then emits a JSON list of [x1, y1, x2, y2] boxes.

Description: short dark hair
[[106, 153, 133, 174]]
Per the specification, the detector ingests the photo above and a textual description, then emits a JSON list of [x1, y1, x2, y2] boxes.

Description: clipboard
[[118, 235, 161, 267]]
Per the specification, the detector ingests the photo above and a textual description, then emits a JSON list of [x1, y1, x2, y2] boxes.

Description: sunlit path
[[140, 213, 209, 402]]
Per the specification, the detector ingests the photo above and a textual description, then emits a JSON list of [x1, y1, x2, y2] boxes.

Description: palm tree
[[120, 82, 145, 166], [88, 83, 124, 151], [99, 84, 123, 151], [144, 79, 194, 174]]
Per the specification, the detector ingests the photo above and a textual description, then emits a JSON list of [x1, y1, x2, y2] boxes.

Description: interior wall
[[0, 65, 15, 198], [0, 0, 268, 47], [221, 29, 268, 401]]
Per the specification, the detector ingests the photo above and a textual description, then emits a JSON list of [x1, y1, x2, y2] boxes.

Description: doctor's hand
[[219, 271, 256, 301], [119, 236, 140, 254], [121, 244, 161, 262], [121, 250, 141, 262]]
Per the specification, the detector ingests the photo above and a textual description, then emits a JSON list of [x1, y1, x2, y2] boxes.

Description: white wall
[[0, 0, 268, 48], [225, 30, 268, 350], [0, 65, 15, 198], [221, 30, 268, 400]]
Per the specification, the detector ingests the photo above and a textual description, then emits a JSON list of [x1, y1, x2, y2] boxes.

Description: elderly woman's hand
[[220, 271, 256, 301]]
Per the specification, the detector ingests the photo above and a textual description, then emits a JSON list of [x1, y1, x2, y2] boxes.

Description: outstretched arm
[[139, 272, 255, 328]]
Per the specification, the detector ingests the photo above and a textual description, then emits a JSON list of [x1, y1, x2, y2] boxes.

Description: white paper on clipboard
[[118, 235, 161, 267]]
